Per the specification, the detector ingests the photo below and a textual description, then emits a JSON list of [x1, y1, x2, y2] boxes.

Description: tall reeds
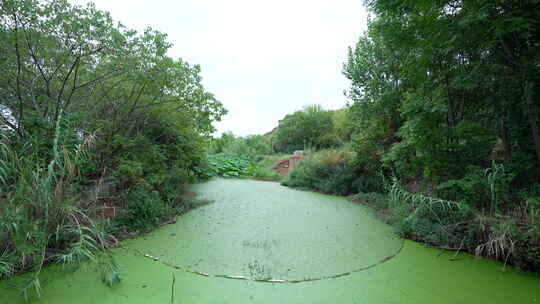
[[0, 114, 119, 300]]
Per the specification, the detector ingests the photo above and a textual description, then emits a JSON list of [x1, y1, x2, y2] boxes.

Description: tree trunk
[[501, 120, 511, 161], [532, 120, 540, 168], [525, 81, 540, 168]]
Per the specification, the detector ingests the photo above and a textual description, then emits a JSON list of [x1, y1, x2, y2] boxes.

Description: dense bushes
[[210, 133, 272, 162], [0, 124, 120, 298], [0, 0, 224, 298], [343, 177, 540, 272], [211, 105, 354, 157], [343, 0, 540, 186], [283, 150, 360, 195], [387, 182, 474, 248], [325, 0, 540, 271], [118, 189, 170, 232], [282, 147, 386, 196]]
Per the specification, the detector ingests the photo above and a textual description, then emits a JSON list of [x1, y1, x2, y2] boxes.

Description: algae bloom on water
[[1, 179, 539, 304]]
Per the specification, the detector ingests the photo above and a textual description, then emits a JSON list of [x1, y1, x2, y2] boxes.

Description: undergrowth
[[283, 148, 540, 272], [0, 116, 120, 300], [349, 178, 540, 272], [282, 149, 382, 195]]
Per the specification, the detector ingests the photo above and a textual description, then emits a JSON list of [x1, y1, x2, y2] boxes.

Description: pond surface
[[1, 178, 539, 303]]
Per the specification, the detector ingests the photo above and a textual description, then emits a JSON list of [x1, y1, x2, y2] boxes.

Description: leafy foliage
[[282, 149, 371, 195], [0, 0, 225, 297], [196, 154, 254, 179], [210, 133, 273, 162], [248, 165, 282, 181], [0, 115, 119, 300], [196, 153, 283, 181], [338, 0, 540, 270], [274, 105, 339, 153], [118, 189, 170, 232], [388, 180, 473, 246]]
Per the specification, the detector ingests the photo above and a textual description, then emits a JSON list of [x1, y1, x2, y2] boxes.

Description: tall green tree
[[346, 0, 540, 182], [274, 104, 337, 153], [0, 1, 226, 296]]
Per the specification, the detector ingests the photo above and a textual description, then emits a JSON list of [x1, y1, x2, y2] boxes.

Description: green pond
[[1, 178, 539, 303]]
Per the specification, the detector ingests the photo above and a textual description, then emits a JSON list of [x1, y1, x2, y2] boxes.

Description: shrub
[[350, 192, 388, 209], [0, 0, 225, 298], [282, 149, 361, 195], [159, 167, 192, 203], [274, 105, 338, 153], [388, 181, 474, 248], [436, 163, 515, 211], [0, 120, 119, 299], [119, 189, 170, 232], [250, 166, 281, 181]]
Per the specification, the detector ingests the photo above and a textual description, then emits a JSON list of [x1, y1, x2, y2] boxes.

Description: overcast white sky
[[71, 0, 368, 136]]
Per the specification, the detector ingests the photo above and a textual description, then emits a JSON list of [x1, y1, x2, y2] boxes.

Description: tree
[[345, 0, 540, 183], [0, 1, 226, 295], [274, 104, 337, 153]]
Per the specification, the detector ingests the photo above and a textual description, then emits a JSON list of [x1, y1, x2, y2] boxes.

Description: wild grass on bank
[[251, 154, 289, 181], [282, 147, 540, 272], [249, 166, 282, 181], [0, 119, 120, 300], [350, 179, 540, 272]]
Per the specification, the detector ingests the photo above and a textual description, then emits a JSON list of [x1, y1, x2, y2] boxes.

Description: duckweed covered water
[[1, 178, 539, 303], [127, 178, 403, 281]]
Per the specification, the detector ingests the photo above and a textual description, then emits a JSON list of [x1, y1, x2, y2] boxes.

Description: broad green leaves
[[196, 154, 254, 179]]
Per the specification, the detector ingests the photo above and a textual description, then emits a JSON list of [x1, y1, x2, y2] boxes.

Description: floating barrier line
[[127, 238, 405, 284]]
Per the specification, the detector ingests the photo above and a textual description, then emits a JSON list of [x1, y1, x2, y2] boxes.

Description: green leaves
[[0, 0, 224, 298], [0, 0, 226, 140], [196, 154, 253, 179], [274, 104, 337, 153], [344, 0, 540, 269], [346, 0, 540, 183], [119, 189, 170, 232]]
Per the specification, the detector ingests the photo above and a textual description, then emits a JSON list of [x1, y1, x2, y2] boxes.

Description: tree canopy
[[0, 0, 226, 294], [345, 0, 540, 181]]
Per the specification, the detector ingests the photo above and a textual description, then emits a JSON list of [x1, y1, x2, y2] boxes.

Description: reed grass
[[0, 113, 120, 300]]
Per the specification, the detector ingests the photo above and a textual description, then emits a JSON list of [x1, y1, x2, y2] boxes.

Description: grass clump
[[349, 178, 540, 272], [250, 166, 282, 181]]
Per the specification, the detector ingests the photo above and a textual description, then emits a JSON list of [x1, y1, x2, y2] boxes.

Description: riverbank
[[2, 179, 539, 304], [272, 147, 540, 274]]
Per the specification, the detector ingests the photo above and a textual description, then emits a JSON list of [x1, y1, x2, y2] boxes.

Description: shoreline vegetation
[[0, 0, 225, 299], [202, 143, 539, 275]]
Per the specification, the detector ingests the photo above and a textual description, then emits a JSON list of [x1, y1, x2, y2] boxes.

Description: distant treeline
[[211, 105, 353, 157]]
